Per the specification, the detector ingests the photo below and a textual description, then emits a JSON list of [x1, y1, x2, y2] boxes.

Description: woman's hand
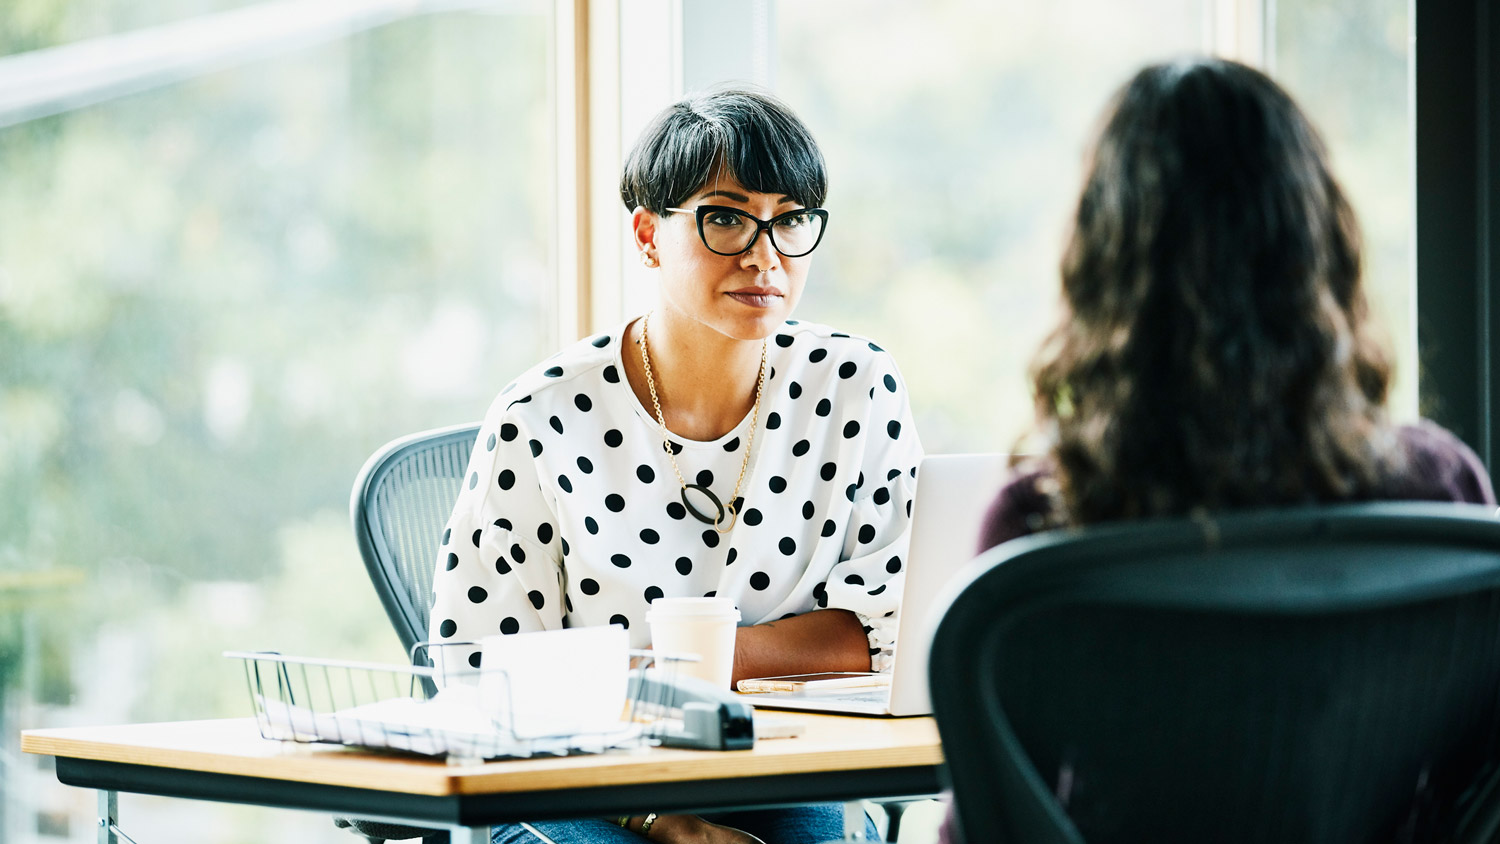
[[637, 813, 767, 844]]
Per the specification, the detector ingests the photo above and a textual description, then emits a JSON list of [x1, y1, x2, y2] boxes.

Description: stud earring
[[640, 252, 658, 268]]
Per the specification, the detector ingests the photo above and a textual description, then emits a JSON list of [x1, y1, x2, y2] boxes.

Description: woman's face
[[635, 175, 812, 343]]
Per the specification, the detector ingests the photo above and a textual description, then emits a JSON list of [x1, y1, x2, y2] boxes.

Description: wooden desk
[[23, 716, 944, 842]]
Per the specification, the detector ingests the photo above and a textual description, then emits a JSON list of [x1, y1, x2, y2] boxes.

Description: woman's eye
[[775, 213, 811, 229], [706, 212, 744, 227]]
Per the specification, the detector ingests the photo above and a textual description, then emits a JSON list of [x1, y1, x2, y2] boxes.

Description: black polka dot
[[498, 470, 515, 490], [471, 529, 482, 547], [675, 557, 693, 575], [696, 470, 714, 487], [859, 524, 876, 544], [500, 617, 520, 634], [528, 590, 545, 610], [495, 556, 511, 574], [565, 594, 573, 612], [468, 652, 482, 668], [510, 543, 527, 563], [493, 517, 512, 531], [727, 548, 738, 565], [769, 476, 787, 493], [723, 436, 740, 452], [868, 584, 887, 596], [468, 472, 478, 490], [445, 553, 459, 572], [578, 456, 594, 474], [549, 416, 564, 435], [775, 334, 794, 347], [883, 374, 898, 392], [858, 472, 865, 488], [561, 537, 570, 556], [832, 332, 849, 338], [580, 578, 600, 595], [846, 483, 858, 502], [815, 399, 832, 417], [803, 501, 815, 519], [510, 395, 532, 405], [750, 571, 770, 590], [820, 462, 837, 481], [609, 614, 630, 629], [704, 590, 717, 597], [702, 530, 720, 548], [792, 439, 810, 457], [486, 433, 497, 451], [839, 361, 858, 379], [667, 441, 684, 455], [779, 537, 796, 555], [666, 501, 686, 520], [585, 516, 599, 534], [822, 519, 837, 537], [529, 439, 544, 457], [887, 556, 903, 573], [537, 523, 554, 544], [644, 585, 664, 603], [637, 465, 655, 483], [439, 619, 457, 638], [809, 348, 828, 363], [786, 319, 800, 325], [573, 394, 593, 413], [641, 528, 660, 544], [558, 474, 573, 493], [843, 421, 861, 439], [887, 468, 901, 481], [603, 365, 620, 383], [443, 528, 451, 544], [874, 487, 891, 505], [813, 581, 828, 608], [500, 423, 519, 441], [612, 553, 632, 568], [591, 334, 611, 348], [907, 500, 913, 517], [744, 508, 763, 526], [604, 429, 623, 447], [606, 494, 625, 512], [845, 574, 865, 585], [766, 412, 781, 430], [869, 342, 884, 352], [544, 366, 563, 378], [788, 381, 802, 399], [467, 586, 488, 603]]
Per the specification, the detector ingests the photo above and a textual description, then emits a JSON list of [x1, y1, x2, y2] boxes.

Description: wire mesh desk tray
[[225, 644, 697, 762]]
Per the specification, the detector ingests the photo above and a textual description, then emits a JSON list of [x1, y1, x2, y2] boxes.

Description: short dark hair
[[1031, 57, 1395, 525], [620, 87, 827, 214]]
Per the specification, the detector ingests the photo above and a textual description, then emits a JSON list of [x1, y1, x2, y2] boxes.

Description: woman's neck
[[622, 310, 765, 442]]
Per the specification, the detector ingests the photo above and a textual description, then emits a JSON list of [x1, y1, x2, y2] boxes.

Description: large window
[[0, 2, 555, 841]]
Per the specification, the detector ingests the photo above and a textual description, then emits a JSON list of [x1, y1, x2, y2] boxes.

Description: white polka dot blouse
[[429, 319, 925, 673]]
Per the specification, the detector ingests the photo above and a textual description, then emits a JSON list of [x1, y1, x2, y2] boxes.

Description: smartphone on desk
[[736, 672, 892, 695]]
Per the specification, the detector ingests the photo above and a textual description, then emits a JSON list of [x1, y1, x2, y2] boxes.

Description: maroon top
[[936, 421, 1496, 844]]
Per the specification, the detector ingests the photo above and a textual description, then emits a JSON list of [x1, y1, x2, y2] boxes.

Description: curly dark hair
[[1031, 58, 1398, 526]]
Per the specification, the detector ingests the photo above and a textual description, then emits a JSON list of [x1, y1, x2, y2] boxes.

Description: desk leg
[[98, 790, 117, 844]]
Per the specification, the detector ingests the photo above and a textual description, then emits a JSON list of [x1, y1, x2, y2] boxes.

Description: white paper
[[479, 624, 629, 738]]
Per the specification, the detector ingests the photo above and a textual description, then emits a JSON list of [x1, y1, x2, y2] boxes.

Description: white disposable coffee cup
[[645, 597, 741, 689]]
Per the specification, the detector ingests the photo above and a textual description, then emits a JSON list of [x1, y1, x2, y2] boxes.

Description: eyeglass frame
[[664, 204, 830, 258]]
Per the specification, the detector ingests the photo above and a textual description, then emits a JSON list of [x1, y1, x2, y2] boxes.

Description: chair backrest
[[929, 502, 1500, 844], [351, 423, 480, 658]]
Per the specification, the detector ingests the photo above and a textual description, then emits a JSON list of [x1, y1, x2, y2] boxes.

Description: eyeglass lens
[[702, 210, 824, 257]]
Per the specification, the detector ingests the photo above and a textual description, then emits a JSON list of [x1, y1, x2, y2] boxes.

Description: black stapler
[[626, 669, 755, 751]]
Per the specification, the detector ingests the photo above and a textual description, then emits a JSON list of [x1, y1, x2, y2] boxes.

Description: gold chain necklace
[[640, 312, 766, 534]]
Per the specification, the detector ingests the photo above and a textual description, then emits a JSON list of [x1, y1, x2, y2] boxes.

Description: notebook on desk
[[737, 453, 1011, 717]]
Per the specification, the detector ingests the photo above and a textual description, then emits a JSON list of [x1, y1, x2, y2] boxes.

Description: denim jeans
[[490, 804, 879, 844]]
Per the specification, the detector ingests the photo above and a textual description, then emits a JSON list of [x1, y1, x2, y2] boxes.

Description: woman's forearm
[[731, 608, 872, 686]]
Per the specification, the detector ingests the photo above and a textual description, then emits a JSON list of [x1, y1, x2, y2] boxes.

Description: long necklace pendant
[[680, 484, 727, 527]]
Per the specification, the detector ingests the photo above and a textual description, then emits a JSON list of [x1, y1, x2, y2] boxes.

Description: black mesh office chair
[[929, 502, 1500, 844], [341, 423, 480, 844]]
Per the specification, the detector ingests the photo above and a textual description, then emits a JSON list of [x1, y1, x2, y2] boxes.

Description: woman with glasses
[[431, 87, 921, 844]]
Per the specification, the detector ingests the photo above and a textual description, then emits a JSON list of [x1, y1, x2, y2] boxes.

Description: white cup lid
[[645, 597, 741, 621]]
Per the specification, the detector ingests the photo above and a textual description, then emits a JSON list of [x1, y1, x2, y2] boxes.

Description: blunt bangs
[[620, 87, 828, 213]]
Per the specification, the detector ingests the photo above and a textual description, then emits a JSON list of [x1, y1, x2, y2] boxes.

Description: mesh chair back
[[352, 423, 480, 657], [929, 502, 1500, 844]]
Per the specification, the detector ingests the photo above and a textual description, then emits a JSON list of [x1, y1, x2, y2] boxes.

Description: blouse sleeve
[[818, 356, 925, 672], [428, 394, 566, 683]]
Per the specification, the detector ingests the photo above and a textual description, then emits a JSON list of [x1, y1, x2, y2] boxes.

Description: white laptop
[[737, 453, 1011, 717]]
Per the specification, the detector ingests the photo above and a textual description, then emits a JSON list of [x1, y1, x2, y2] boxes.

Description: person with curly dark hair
[[940, 56, 1494, 844]]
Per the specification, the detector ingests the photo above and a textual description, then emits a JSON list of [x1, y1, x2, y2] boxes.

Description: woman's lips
[[726, 288, 783, 308]]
